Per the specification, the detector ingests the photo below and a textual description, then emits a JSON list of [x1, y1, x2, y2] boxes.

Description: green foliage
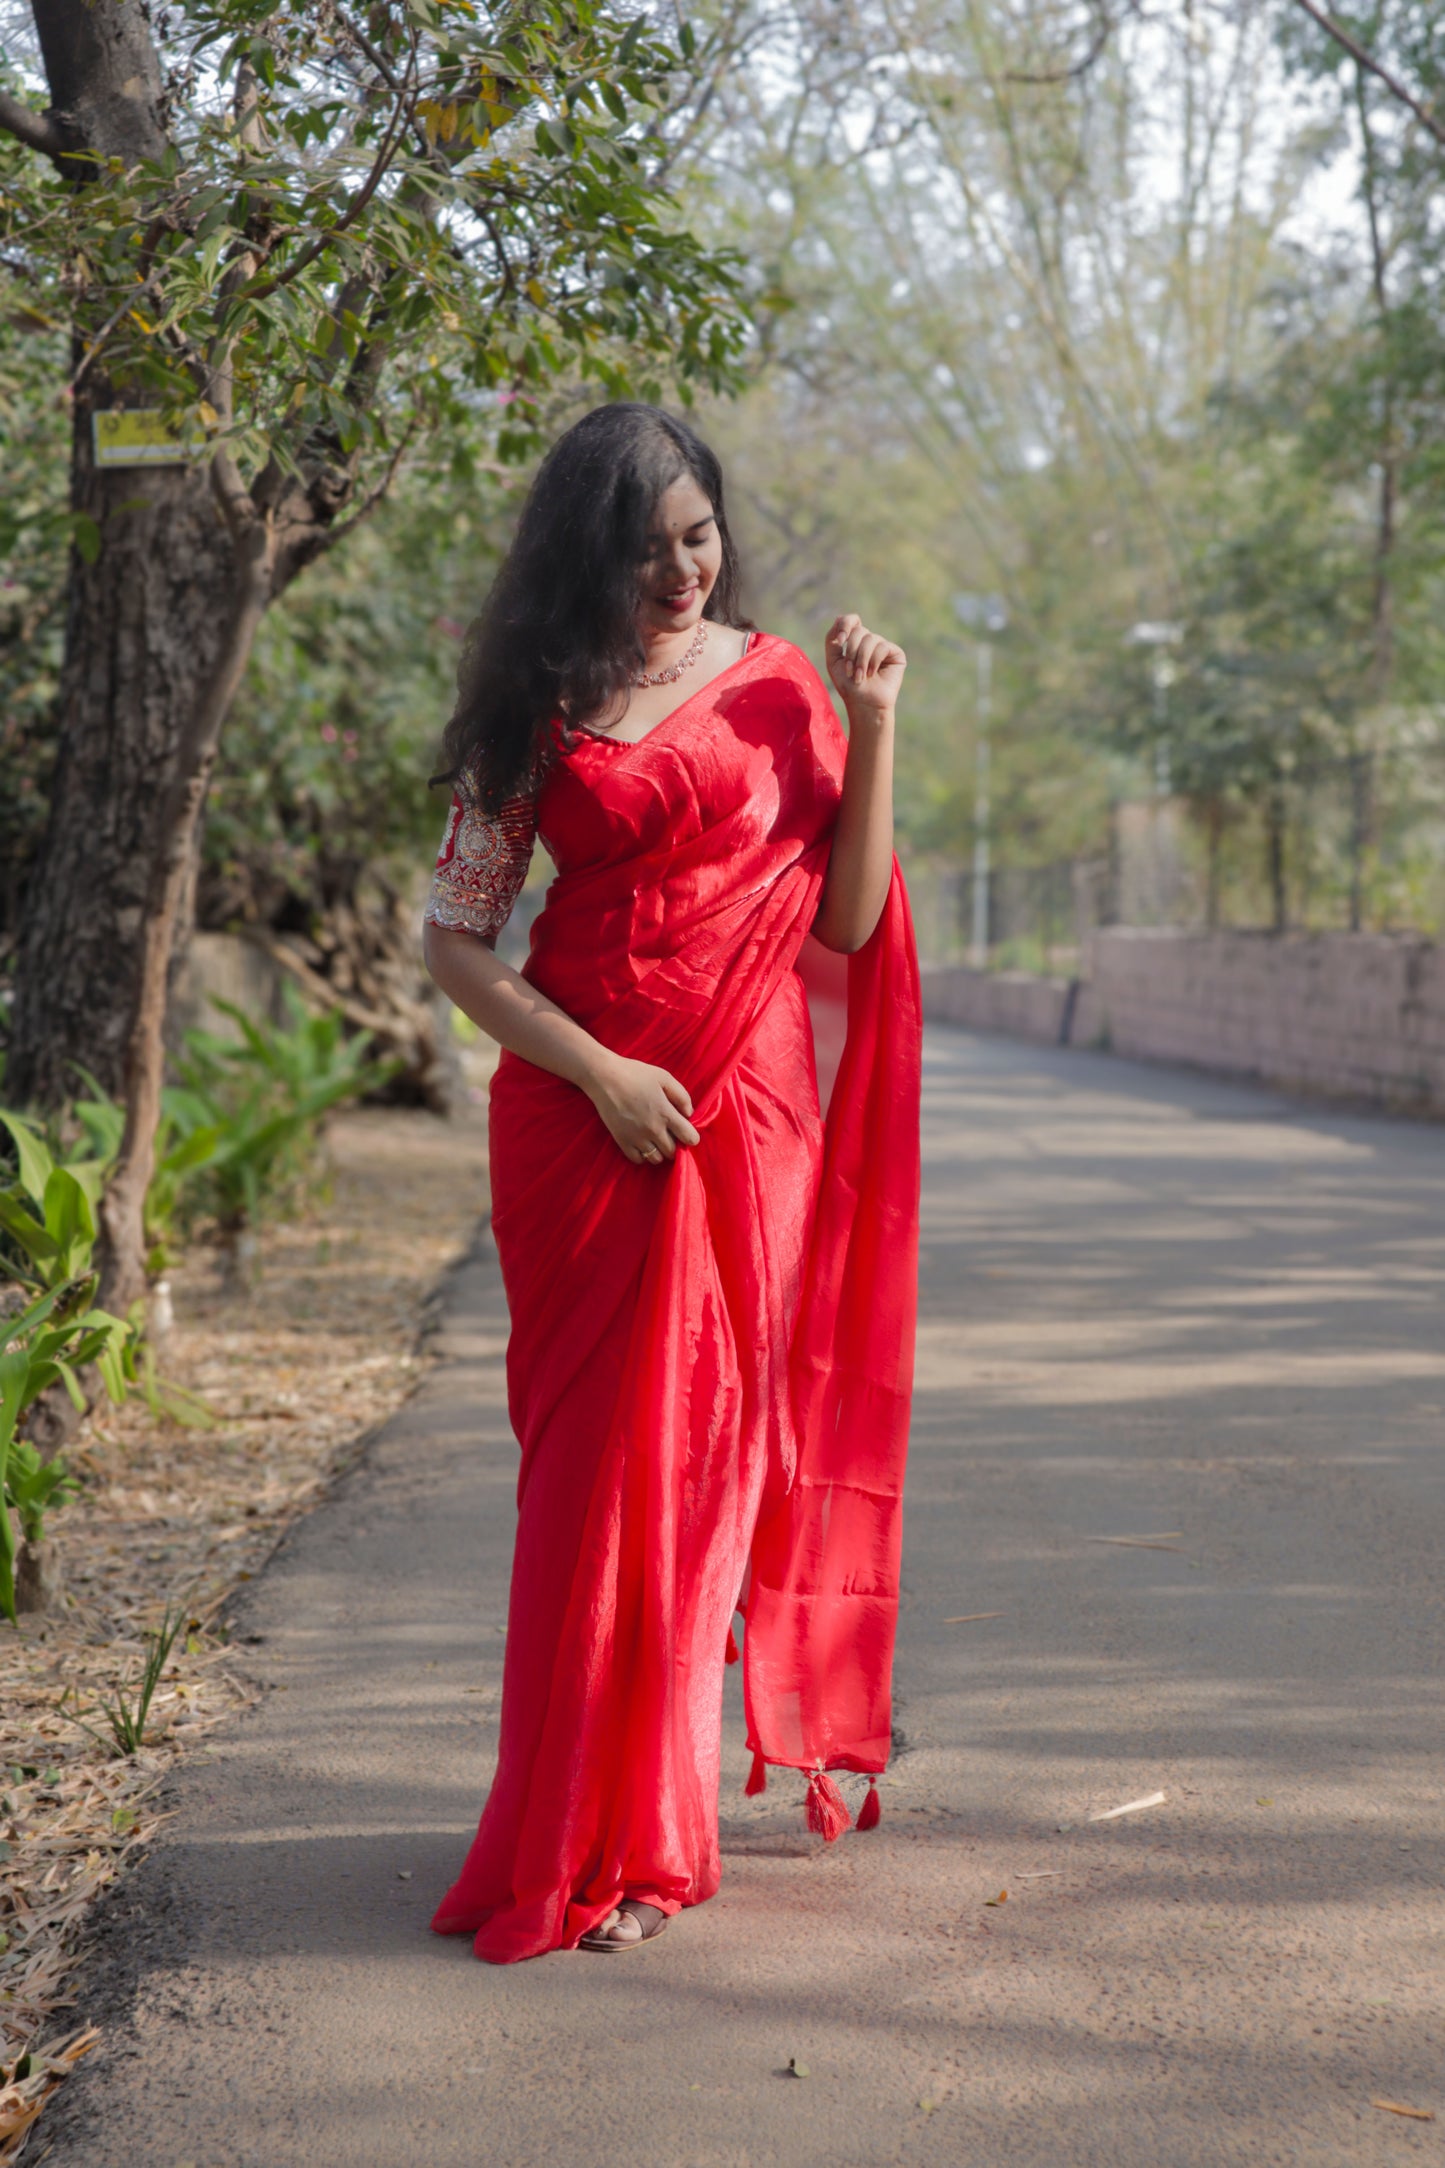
[[199, 476, 503, 929], [169, 990, 396, 1236], [0, 0, 746, 944], [4, 1437, 76, 1548], [1, 985, 394, 1304], [63, 1065, 227, 1278], [685, 1, 1445, 930], [0, 1109, 110, 1293], [0, 289, 67, 936], [67, 1599, 190, 1755], [0, 1280, 132, 1622], [0, 1086, 220, 1287], [0, 0, 746, 465]]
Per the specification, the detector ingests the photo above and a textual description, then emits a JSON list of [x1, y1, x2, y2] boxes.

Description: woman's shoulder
[[742, 629, 824, 682], [742, 631, 839, 717]]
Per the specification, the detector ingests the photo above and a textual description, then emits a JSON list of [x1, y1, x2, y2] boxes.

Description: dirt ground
[[0, 1096, 490, 2160]]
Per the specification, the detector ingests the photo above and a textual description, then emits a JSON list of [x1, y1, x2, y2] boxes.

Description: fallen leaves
[[0, 2030, 98, 2146], [0, 1104, 487, 2166], [942, 1612, 1004, 1624], [1372, 2099, 1435, 2122], [1086, 1790, 1167, 1824], [1088, 1534, 1186, 1554]]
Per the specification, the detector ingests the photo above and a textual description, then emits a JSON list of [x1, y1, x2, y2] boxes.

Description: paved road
[[43, 1030, 1445, 2167]]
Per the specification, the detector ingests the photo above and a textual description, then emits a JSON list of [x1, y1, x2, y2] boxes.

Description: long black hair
[[436, 402, 749, 812]]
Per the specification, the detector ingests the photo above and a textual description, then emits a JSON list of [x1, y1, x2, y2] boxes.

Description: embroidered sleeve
[[424, 788, 537, 943]]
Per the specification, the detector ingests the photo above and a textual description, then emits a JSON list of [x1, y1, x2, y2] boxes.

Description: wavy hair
[[436, 402, 749, 813]]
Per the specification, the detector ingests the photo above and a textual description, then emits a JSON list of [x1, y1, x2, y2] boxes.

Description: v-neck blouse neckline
[[570, 630, 762, 757]]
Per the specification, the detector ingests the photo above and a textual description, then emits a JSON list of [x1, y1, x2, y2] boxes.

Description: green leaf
[[52, 1358, 88, 1413], [0, 1190, 57, 1274], [42, 1165, 97, 1278], [0, 1110, 54, 1209], [70, 511, 103, 566], [0, 1348, 27, 1625]]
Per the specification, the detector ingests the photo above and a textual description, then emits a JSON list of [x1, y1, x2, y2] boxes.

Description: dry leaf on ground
[[0, 1100, 489, 2165], [1086, 1791, 1168, 1824]]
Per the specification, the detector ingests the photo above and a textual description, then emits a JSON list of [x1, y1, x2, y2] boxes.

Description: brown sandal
[[578, 1899, 668, 1953]]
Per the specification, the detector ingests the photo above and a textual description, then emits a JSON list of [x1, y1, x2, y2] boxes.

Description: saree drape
[[431, 633, 921, 1964]]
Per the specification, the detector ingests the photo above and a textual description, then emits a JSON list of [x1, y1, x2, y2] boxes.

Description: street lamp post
[[954, 593, 1009, 967], [1126, 620, 1183, 795], [1126, 620, 1183, 923]]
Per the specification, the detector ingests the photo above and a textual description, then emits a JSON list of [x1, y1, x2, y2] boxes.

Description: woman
[[424, 402, 920, 1963]]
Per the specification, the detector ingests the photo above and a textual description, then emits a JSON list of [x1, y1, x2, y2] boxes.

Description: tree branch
[[66, 281, 159, 393], [240, 50, 418, 305], [1288, 0, 1445, 151], [1005, 7, 1118, 86], [304, 421, 419, 561], [0, 87, 67, 160], [209, 443, 257, 543]]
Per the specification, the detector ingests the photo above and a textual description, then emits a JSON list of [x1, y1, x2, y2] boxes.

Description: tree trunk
[[31, 0, 166, 169], [8, 0, 373, 1153], [6, 429, 235, 1109], [99, 515, 275, 1311], [1266, 787, 1287, 934], [1204, 797, 1224, 930], [1348, 747, 1373, 933], [5, 0, 236, 1111]]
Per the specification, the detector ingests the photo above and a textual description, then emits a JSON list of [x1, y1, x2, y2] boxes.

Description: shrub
[[168, 990, 396, 1245], [0, 1280, 130, 1621]]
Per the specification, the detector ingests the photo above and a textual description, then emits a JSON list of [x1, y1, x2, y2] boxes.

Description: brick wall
[[921, 928, 1445, 1115], [921, 965, 1083, 1045]]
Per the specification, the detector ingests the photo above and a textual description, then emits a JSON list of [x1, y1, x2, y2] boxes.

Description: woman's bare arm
[[422, 921, 700, 1163], [812, 613, 907, 954]]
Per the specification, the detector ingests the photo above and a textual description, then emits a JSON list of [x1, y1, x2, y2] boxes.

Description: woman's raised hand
[[826, 614, 906, 721], [585, 1052, 701, 1166]]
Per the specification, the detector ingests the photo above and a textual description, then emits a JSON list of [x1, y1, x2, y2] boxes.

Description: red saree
[[431, 633, 921, 1963]]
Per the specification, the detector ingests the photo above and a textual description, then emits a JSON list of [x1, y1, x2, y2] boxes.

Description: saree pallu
[[432, 633, 921, 1963]]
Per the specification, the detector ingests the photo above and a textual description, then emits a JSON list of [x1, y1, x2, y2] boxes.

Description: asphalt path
[[41, 1028, 1445, 2167]]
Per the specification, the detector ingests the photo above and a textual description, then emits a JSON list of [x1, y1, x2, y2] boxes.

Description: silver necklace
[[633, 621, 707, 687]]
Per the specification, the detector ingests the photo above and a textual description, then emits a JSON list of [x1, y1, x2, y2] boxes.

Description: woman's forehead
[[649, 473, 714, 533]]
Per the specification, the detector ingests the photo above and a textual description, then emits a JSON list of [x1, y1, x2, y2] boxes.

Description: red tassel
[[855, 1777, 881, 1831], [725, 1626, 740, 1665], [804, 1769, 852, 1843], [746, 1749, 768, 1796]]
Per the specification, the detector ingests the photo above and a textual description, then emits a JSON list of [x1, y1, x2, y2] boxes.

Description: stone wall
[[920, 963, 1093, 1047], [921, 928, 1445, 1115], [169, 931, 290, 1045]]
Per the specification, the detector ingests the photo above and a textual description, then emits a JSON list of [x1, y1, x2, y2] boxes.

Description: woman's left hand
[[826, 614, 906, 721]]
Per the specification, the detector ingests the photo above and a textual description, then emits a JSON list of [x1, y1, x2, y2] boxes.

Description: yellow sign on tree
[[92, 411, 201, 467]]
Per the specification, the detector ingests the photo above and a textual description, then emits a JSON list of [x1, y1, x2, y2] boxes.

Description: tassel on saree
[[746, 1748, 768, 1796], [855, 1776, 881, 1830], [804, 1769, 852, 1842]]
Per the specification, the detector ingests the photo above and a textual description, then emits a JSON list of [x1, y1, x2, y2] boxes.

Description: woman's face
[[637, 472, 723, 639]]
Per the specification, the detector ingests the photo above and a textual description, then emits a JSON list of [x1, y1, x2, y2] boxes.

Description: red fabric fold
[[431, 635, 920, 1963]]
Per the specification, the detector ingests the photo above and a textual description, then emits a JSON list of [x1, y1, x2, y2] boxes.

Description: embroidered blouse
[[424, 788, 537, 943], [425, 637, 759, 942]]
